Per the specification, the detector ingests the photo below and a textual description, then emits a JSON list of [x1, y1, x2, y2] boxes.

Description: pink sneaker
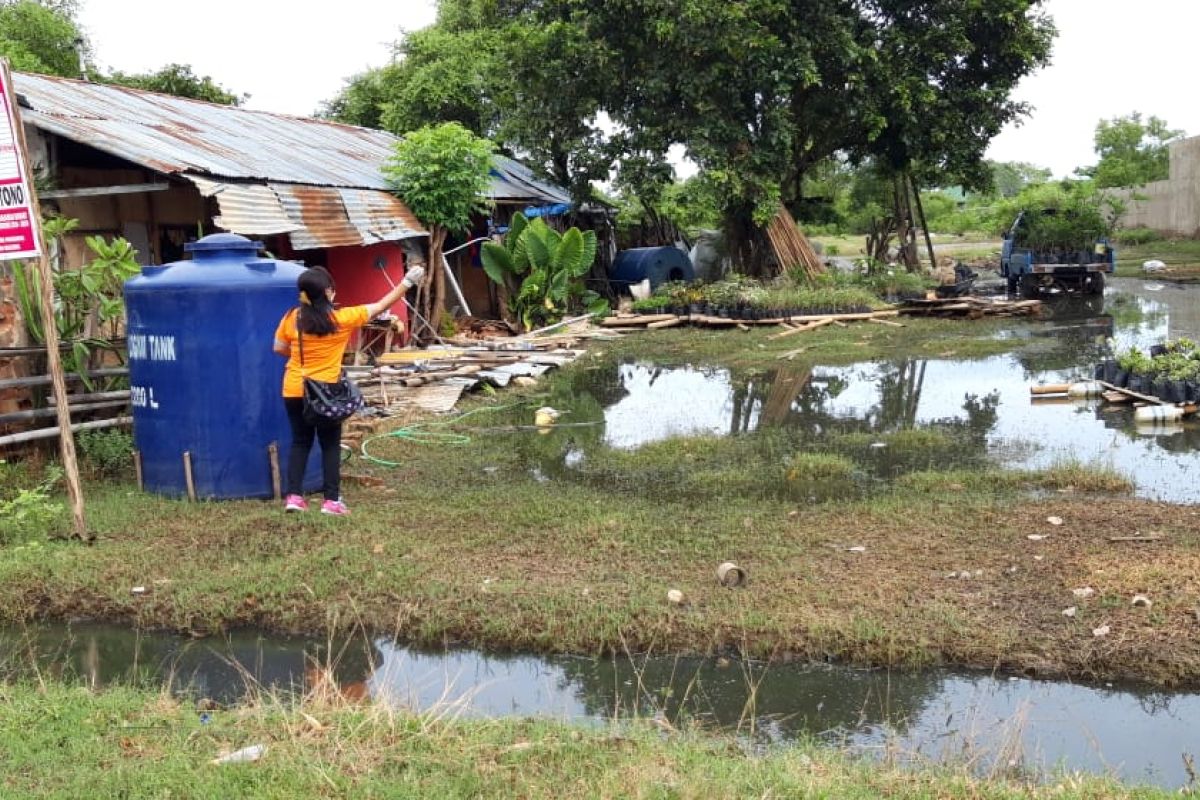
[[320, 499, 350, 516], [284, 494, 308, 513]]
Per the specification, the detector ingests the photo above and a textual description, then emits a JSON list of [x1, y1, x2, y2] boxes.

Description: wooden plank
[[601, 314, 678, 327], [1108, 534, 1164, 543], [1097, 380, 1167, 406], [868, 318, 905, 328], [40, 182, 169, 199], [648, 317, 685, 330], [378, 347, 469, 364], [786, 310, 900, 323]]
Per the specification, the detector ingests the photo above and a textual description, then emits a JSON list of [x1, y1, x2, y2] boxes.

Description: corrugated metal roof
[[186, 176, 426, 248], [337, 187, 425, 244], [16, 73, 398, 188], [490, 156, 573, 205], [14, 72, 574, 253], [189, 176, 300, 236]]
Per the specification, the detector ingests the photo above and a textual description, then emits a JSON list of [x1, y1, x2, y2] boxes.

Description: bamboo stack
[[898, 297, 1041, 318], [765, 205, 825, 281]]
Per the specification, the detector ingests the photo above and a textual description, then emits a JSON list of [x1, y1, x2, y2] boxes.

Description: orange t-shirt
[[275, 306, 370, 397]]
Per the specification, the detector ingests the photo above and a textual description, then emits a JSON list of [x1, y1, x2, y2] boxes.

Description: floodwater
[[2, 623, 1198, 788], [540, 278, 1200, 502]]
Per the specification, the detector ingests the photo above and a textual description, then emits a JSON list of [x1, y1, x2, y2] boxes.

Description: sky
[[76, 0, 1198, 179]]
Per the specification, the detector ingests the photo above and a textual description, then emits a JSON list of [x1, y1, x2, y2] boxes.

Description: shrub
[[78, 428, 133, 478], [1114, 227, 1161, 246], [0, 465, 64, 543]]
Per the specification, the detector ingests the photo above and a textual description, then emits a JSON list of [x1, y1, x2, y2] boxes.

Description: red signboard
[[0, 63, 41, 261]]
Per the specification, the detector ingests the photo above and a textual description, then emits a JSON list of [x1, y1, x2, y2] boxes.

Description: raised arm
[[365, 265, 426, 320]]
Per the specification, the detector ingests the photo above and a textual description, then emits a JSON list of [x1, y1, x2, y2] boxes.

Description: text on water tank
[[128, 334, 177, 362]]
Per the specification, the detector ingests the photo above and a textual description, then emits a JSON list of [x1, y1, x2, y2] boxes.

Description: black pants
[[284, 397, 342, 501]]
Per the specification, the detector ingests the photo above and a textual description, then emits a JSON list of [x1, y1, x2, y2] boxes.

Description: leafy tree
[[320, 66, 395, 130], [381, 26, 500, 137], [0, 0, 86, 77], [382, 122, 495, 337], [105, 63, 244, 105], [323, 0, 611, 204], [990, 161, 1053, 198], [1077, 112, 1183, 188], [534, 0, 1053, 275]]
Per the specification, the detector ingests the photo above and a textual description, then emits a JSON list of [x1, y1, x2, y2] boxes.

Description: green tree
[[104, 63, 244, 105], [990, 161, 1053, 198], [535, 0, 1053, 275], [382, 122, 495, 337], [322, 0, 611, 204], [1077, 112, 1183, 188], [0, 0, 86, 77]]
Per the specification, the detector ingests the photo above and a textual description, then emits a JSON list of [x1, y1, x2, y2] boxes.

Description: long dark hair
[[297, 268, 337, 336]]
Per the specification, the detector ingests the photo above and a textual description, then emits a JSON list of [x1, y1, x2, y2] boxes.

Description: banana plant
[[481, 213, 608, 330]]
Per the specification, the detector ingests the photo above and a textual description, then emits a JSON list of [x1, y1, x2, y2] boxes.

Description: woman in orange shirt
[[273, 265, 424, 515]]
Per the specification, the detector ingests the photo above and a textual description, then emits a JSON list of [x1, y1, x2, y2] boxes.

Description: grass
[[0, 681, 1175, 799], [1115, 238, 1200, 280], [0, 317, 1196, 685]]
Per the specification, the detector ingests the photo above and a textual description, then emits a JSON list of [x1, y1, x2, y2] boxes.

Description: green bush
[[0, 465, 64, 543], [77, 428, 133, 478], [1114, 227, 1161, 246]]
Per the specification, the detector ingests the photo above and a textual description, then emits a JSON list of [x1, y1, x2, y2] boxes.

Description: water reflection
[[529, 280, 1200, 502], [4, 623, 1198, 789]]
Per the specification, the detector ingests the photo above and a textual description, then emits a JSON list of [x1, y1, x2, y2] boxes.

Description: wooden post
[[2, 60, 88, 539], [133, 450, 143, 491], [267, 442, 282, 501], [910, 173, 938, 273], [182, 451, 197, 502]]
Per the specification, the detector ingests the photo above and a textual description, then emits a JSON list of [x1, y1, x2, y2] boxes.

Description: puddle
[[3, 623, 1198, 788], [529, 279, 1200, 503]]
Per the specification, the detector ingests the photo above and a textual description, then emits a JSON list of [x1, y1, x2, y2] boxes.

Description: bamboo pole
[[0, 400, 129, 425], [267, 443, 282, 501], [182, 451, 197, 502], [0, 416, 131, 448], [0, 367, 128, 391], [2, 59, 86, 539], [48, 390, 132, 404]]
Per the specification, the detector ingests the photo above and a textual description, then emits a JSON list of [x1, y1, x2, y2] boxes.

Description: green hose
[[358, 402, 525, 466]]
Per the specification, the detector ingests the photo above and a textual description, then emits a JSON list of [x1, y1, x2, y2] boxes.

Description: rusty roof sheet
[[13, 72, 573, 215], [185, 176, 426, 248], [337, 187, 425, 244], [15, 72, 398, 188], [189, 176, 300, 236]]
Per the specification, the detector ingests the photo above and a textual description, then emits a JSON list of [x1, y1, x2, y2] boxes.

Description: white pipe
[[440, 236, 495, 318]]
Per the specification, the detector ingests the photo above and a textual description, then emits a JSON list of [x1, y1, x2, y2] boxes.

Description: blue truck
[[1000, 210, 1115, 298]]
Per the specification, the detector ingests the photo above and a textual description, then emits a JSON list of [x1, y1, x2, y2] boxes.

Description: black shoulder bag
[[297, 314, 364, 427]]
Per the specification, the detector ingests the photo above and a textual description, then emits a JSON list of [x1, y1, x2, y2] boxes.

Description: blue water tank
[[609, 247, 694, 291], [124, 233, 318, 499]]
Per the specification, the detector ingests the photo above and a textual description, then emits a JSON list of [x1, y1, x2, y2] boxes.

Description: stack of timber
[[898, 296, 1041, 318], [602, 309, 903, 332], [348, 340, 588, 416], [765, 205, 825, 282]]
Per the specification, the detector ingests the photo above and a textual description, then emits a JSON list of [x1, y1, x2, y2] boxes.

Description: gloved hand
[[400, 265, 426, 289]]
